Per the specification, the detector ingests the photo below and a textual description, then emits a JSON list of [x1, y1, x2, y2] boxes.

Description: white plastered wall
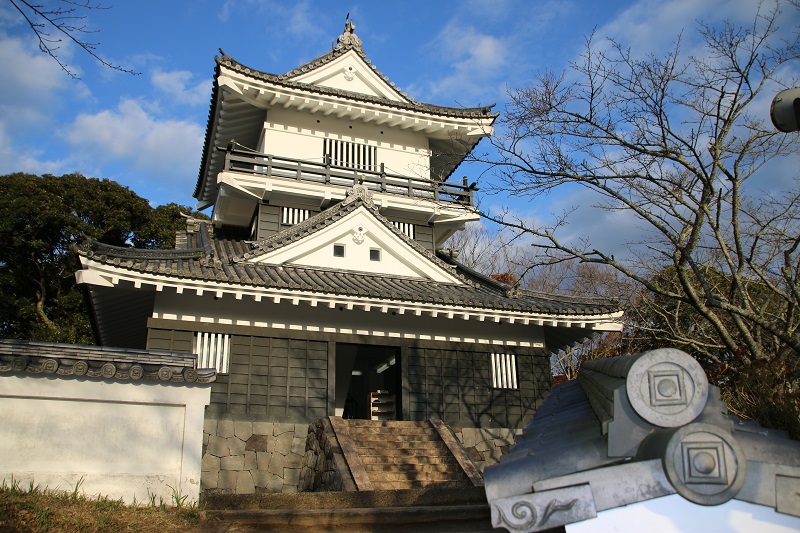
[[0, 375, 210, 504], [261, 107, 431, 179]]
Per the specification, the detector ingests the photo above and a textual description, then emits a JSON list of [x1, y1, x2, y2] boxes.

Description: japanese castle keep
[[71, 20, 623, 495]]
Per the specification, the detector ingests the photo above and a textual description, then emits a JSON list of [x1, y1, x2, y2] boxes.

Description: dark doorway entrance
[[335, 343, 400, 420]]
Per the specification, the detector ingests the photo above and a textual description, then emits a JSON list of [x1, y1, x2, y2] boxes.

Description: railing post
[[296, 161, 302, 181], [266, 154, 273, 178]]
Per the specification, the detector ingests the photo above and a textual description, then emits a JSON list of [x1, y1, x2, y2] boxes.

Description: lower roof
[[74, 198, 622, 351]]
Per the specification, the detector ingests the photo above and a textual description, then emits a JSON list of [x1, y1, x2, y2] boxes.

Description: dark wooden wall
[[147, 324, 549, 428], [255, 204, 280, 240], [404, 346, 548, 429], [210, 336, 329, 420], [414, 224, 435, 252]]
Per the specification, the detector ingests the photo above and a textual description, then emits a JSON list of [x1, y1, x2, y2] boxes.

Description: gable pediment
[[288, 49, 408, 103], [249, 205, 461, 284]]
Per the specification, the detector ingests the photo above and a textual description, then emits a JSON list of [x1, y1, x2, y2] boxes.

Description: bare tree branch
[[469, 1, 800, 368], [8, 0, 140, 79]]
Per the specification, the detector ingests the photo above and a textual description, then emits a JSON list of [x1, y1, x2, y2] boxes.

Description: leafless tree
[[472, 2, 800, 368], [8, 0, 138, 78]]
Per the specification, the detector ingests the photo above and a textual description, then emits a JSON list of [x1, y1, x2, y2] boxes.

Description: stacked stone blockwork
[[299, 418, 356, 492], [454, 428, 520, 472], [202, 419, 308, 494]]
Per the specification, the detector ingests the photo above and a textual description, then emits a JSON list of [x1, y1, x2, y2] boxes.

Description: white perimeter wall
[[0, 374, 210, 504]]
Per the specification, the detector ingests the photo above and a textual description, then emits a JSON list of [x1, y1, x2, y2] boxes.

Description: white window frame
[[194, 332, 230, 374], [281, 207, 311, 226], [323, 138, 378, 171], [491, 353, 519, 389], [392, 221, 416, 239]]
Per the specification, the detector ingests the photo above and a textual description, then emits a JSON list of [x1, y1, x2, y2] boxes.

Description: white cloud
[[596, 0, 776, 56], [0, 123, 66, 176], [65, 98, 204, 188], [218, 0, 323, 37], [422, 23, 509, 102], [151, 69, 210, 106], [0, 32, 90, 176], [0, 33, 84, 128]]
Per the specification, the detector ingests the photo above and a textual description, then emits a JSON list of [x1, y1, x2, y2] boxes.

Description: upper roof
[[194, 19, 497, 207]]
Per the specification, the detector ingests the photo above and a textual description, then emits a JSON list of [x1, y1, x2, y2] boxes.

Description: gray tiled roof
[[75, 198, 618, 318], [217, 52, 497, 120], [484, 349, 800, 531], [0, 338, 216, 383]]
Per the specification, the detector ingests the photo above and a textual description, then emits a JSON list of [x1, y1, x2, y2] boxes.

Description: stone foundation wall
[[299, 418, 356, 492], [201, 418, 309, 494], [454, 427, 520, 471]]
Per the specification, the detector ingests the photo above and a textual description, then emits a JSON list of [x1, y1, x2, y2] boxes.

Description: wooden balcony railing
[[219, 146, 475, 207]]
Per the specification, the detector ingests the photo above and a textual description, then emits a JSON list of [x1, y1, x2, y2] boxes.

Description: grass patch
[[0, 478, 212, 533]]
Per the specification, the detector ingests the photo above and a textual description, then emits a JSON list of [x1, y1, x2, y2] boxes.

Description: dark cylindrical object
[[770, 88, 800, 132]]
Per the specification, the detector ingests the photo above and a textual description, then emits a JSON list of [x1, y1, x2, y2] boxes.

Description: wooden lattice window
[[323, 139, 378, 171], [281, 207, 311, 226], [491, 353, 518, 389], [392, 221, 416, 239], [194, 332, 230, 373]]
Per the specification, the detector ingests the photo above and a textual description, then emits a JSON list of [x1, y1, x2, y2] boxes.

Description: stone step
[[364, 463, 458, 474], [359, 454, 458, 466], [367, 471, 468, 483], [355, 438, 449, 449], [345, 420, 433, 429], [370, 480, 471, 491], [202, 486, 489, 510], [346, 430, 442, 442], [202, 503, 494, 533], [356, 444, 451, 457]]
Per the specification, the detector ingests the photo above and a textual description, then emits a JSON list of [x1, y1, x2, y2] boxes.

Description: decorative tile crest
[[335, 16, 362, 50], [343, 183, 374, 207], [351, 225, 367, 244]]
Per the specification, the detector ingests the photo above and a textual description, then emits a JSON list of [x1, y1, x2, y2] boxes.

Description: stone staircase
[[327, 418, 483, 491]]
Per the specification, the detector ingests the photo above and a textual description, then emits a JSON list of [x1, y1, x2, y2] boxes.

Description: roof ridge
[[436, 251, 619, 307], [75, 239, 206, 260], [215, 54, 497, 119], [279, 45, 414, 104]]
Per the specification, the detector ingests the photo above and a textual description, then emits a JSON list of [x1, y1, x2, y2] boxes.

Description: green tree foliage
[[0, 172, 207, 344]]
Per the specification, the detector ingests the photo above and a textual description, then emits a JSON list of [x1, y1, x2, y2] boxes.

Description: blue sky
[[1, 0, 797, 256]]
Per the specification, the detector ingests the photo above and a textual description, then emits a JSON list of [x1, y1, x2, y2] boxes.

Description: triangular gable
[[248, 203, 462, 284], [287, 48, 409, 103]]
